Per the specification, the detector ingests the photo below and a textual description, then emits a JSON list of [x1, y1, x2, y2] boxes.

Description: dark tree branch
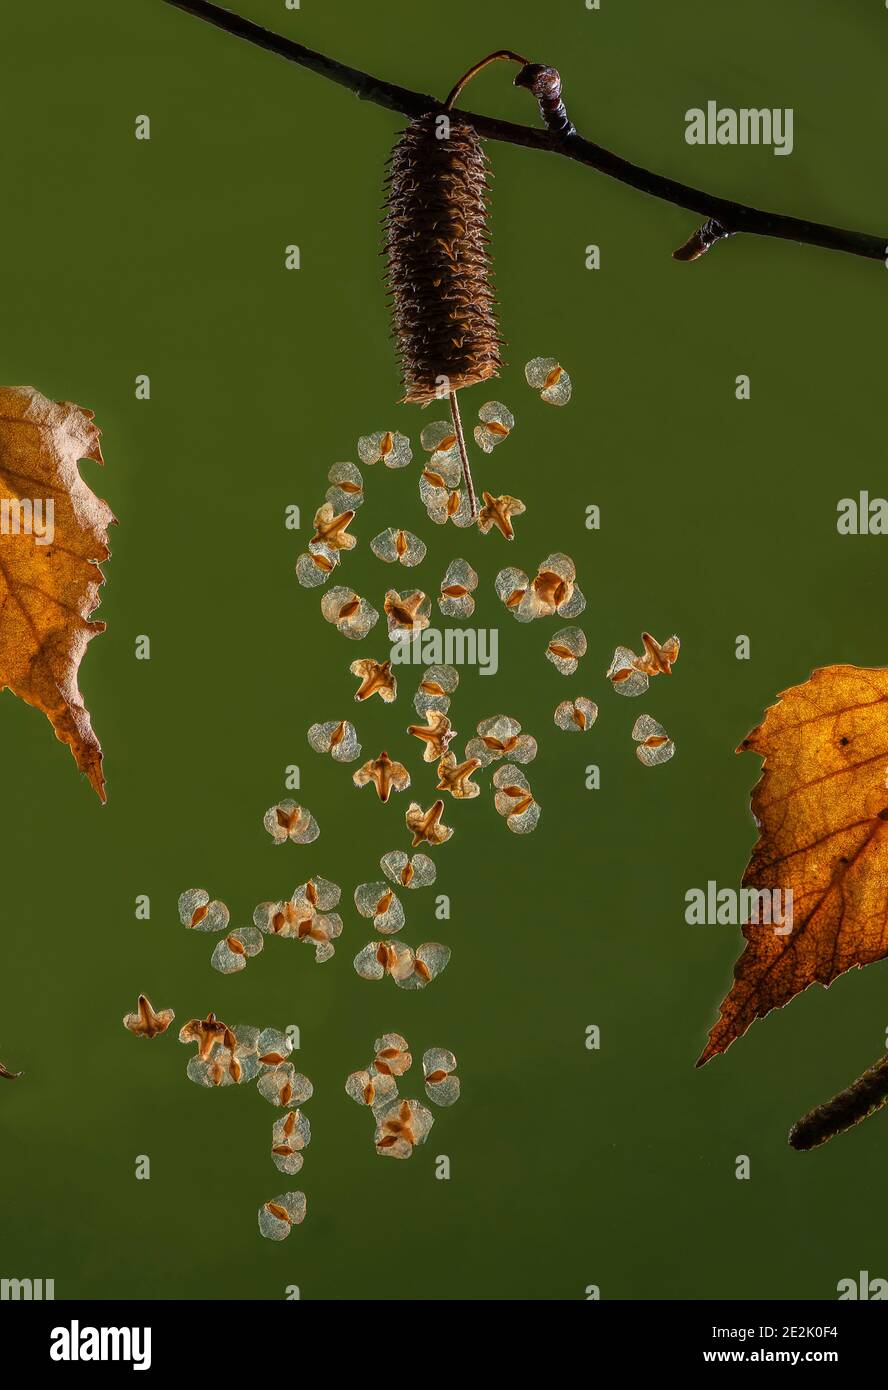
[[161, 0, 887, 264]]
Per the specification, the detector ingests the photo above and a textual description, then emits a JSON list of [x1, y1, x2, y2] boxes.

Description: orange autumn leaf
[[698, 664, 888, 1067], [0, 386, 113, 800]]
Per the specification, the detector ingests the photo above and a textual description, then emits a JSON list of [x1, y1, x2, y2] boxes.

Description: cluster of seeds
[[183, 1020, 312, 1241], [296, 462, 363, 590], [353, 852, 450, 988], [122, 352, 686, 1246], [122, 1000, 311, 1237], [178, 888, 263, 975], [178, 878, 344, 972], [605, 631, 680, 764], [346, 1032, 460, 1159]]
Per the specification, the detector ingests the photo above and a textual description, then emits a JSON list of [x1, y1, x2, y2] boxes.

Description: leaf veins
[[699, 664, 888, 1066], [0, 386, 114, 800]]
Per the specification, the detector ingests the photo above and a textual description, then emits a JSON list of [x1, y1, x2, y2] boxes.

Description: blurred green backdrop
[[1, 0, 887, 1300]]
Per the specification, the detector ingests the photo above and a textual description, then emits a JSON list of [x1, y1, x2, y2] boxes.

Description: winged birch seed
[[357, 430, 412, 468], [177, 888, 230, 933], [492, 764, 541, 834], [211, 926, 264, 975], [321, 586, 379, 639], [371, 528, 426, 567], [258, 1191, 307, 1240], [308, 718, 362, 763], [525, 356, 572, 405], [631, 713, 675, 766], [325, 461, 363, 512], [474, 401, 514, 453], [423, 1048, 461, 1106], [380, 849, 437, 890], [354, 881, 405, 934], [296, 546, 339, 589], [413, 665, 459, 718], [554, 698, 598, 732], [545, 626, 587, 675], [262, 799, 320, 845], [438, 558, 478, 618]]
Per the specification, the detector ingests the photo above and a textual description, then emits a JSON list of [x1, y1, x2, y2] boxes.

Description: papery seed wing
[[425, 1072, 461, 1106], [353, 942, 386, 980], [507, 798, 541, 833], [290, 807, 320, 844], [274, 1110, 311, 1151], [263, 804, 291, 844], [511, 734, 538, 765], [557, 583, 586, 619], [309, 876, 340, 911], [271, 1147, 304, 1176], [256, 1028, 293, 1064], [331, 722, 361, 763], [423, 1046, 456, 1078], [340, 597, 379, 640]]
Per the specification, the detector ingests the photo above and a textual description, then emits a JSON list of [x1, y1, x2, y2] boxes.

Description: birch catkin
[[384, 113, 502, 406]]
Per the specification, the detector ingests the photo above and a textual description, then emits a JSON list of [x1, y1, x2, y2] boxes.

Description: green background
[[1, 0, 887, 1300]]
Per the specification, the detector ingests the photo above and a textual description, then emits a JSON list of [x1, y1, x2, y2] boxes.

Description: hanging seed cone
[[384, 112, 503, 405]]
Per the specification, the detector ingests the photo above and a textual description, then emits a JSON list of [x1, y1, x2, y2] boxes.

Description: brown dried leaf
[[0, 386, 113, 800], [699, 665, 888, 1066]]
